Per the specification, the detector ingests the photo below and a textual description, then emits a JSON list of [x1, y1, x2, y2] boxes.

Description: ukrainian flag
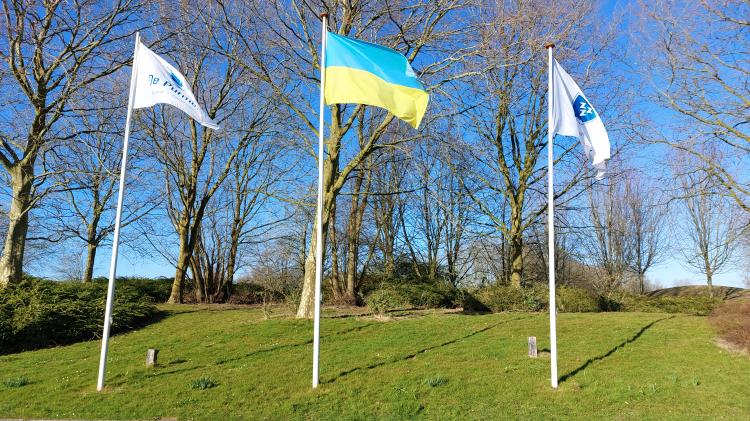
[[324, 32, 429, 129]]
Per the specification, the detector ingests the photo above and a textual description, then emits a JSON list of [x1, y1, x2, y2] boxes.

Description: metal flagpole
[[312, 13, 328, 389], [545, 42, 558, 389], [97, 31, 141, 392]]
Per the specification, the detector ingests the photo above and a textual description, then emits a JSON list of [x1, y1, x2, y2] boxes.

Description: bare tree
[[674, 154, 740, 297], [189, 126, 283, 303], [0, 0, 145, 288], [456, 0, 608, 288], [581, 176, 631, 296], [48, 96, 159, 282], [215, 0, 469, 317], [624, 173, 668, 294], [633, 0, 750, 214], [372, 149, 410, 279], [142, 3, 272, 303]]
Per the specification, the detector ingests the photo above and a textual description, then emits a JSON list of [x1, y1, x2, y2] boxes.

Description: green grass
[[0, 305, 748, 420]]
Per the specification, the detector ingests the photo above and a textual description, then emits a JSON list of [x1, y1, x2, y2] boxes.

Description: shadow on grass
[[326, 308, 436, 320], [559, 315, 675, 384], [323, 315, 529, 384], [112, 323, 385, 386], [213, 322, 379, 365]]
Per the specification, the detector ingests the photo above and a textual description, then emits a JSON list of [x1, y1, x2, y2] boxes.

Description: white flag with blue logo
[[132, 42, 219, 130], [550, 59, 609, 179]]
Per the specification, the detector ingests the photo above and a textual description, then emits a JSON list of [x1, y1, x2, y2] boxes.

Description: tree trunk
[[168, 224, 191, 303], [83, 242, 97, 283], [297, 207, 331, 318], [82, 215, 101, 283], [0, 164, 34, 288], [344, 168, 368, 305], [508, 202, 524, 288], [509, 236, 523, 288], [706, 272, 713, 298], [638, 272, 645, 295], [296, 122, 340, 318], [329, 200, 343, 302]]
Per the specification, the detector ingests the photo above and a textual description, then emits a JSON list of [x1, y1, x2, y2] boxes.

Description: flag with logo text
[[550, 59, 609, 179], [132, 42, 219, 130]]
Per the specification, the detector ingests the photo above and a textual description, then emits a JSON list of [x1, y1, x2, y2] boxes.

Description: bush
[[93, 276, 173, 303], [226, 283, 279, 305], [3, 376, 29, 388], [189, 376, 218, 390], [474, 284, 549, 312], [364, 282, 459, 314], [556, 286, 599, 313], [709, 298, 750, 351], [459, 290, 492, 314], [365, 288, 409, 315], [0, 280, 161, 354], [470, 284, 722, 314], [616, 294, 721, 315], [424, 375, 448, 387]]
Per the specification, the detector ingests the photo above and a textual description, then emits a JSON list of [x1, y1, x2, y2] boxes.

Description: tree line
[[0, 0, 747, 317]]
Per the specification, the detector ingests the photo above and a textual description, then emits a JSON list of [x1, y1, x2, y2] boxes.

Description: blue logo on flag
[[169, 71, 184, 90], [573, 94, 597, 123]]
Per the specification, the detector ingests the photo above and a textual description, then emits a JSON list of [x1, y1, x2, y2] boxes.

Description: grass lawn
[[0, 306, 748, 420]]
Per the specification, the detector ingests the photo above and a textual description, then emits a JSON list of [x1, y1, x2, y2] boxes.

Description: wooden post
[[528, 336, 538, 358], [146, 349, 159, 367]]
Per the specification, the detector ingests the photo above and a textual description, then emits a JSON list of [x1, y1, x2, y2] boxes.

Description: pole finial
[[320, 12, 329, 19], [544, 43, 555, 49]]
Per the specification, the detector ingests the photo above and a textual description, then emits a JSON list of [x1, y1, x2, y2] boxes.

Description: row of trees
[[0, 0, 747, 315]]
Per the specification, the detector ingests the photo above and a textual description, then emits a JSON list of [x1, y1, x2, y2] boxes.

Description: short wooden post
[[146, 349, 159, 367], [528, 336, 538, 358]]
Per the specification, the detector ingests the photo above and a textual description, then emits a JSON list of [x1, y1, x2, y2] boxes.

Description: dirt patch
[[715, 338, 749, 357], [709, 298, 750, 355]]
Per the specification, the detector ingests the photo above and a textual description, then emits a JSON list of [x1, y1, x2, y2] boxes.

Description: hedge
[[0, 280, 161, 354]]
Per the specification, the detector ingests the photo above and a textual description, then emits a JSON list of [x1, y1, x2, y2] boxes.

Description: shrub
[[459, 290, 492, 314], [709, 298, 750, 351], [93, 276, 173, 303], [398, 283, 458, 308], [189, 376, 218, 390], [3, 376, 29, 388], [556, 286, 599, 313], [365, 288, 409, 315], [474, 284, 548, 312], [226, 283, 279, 305], [0, 280, 160, 354], [470, 284, 722, 314], [364, 282, 459, 314], [616, 294, 721, 315], [424, 375, 448, 387]]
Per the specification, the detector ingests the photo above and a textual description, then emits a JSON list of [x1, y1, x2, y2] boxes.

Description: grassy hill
[[0, 306, 748, 420], [649, 285, 749, 300]]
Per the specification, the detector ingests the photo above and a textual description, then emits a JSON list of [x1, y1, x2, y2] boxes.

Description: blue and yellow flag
[[324, 32, 429, 129]]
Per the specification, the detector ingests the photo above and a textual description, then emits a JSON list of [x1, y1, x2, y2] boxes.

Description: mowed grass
[[1, 306, 748, 420]]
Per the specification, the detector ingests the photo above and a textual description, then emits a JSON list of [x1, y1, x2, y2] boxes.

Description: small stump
[[146, 348, 159, 367], [528, 336, 537, 358]]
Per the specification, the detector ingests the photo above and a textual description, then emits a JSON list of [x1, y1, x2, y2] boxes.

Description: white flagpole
[[545, 42, 558, 389], [312, 13, 328, 389], [97, 32, 141, 392]]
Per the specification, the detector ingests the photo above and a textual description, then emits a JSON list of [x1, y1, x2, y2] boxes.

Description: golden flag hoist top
[[323, 31, 430, 129]]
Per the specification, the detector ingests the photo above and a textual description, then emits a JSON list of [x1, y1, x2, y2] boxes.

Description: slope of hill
[[648, 285, 749, 300], [0, 306, 748, 419]]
